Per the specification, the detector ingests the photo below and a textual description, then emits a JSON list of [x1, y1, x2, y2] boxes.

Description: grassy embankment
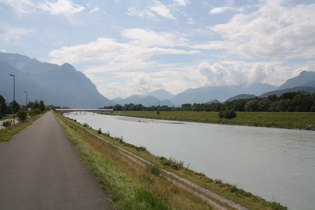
[[109, 111, 315, 130], [54, 112, 287, 210], [0, 114, 44, 144]]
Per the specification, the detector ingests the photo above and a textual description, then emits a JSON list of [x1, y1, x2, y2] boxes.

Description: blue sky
[[1, 0, 315, 99]]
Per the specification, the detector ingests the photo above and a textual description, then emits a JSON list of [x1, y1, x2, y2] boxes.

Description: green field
[[110, 111, 315, 130]]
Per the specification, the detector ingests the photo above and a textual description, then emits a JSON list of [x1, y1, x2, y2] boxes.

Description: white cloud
[[0, 0, 36, 13], [126, 7, 155, 18], [0, 23, 35, 41], [196, 61, 283, 87], [89, 7, 100, 14], [49, 36, 198, 68], [211, 1, 315, 59], [209, 6, 244, 14], [127, 1, 177, 20], [1, 0, 85, 16], [149, 2, 176, 20], [121, 28, 187, 47], [173, 0, 190, 6], [38, 0, 85, 15]]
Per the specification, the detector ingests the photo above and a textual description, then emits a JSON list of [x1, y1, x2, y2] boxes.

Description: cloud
[[49, 35, 198, 68], [38, 0, 85, 15], [211, 1, 315, 59], [127, 1, 178, 20], [149, 2, 176, 20], [209, 6, 244, 14], [89, 7, 100, 14], [0, 0, 85, 15], [127, 73, 156, 95], [0, 22, 35, 41], [209, 0, 244, 14], [0, 0, 36, 13], [173, 0, 190, 7], [121, 28, 187, 47], [196, 61, 282, 86]]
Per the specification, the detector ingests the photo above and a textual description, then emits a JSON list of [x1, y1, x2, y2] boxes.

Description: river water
[[66, 112, 315, 210]]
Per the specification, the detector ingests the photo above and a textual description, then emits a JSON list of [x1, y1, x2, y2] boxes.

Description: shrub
[[2, 120, 12, 127], [98, 128, 102, 134], [219, 109, 237, 119], [137, 146, 147, 152], [17, 110, 27, 121], [147, 163, 161, 176], [29, 108, 41, 116]]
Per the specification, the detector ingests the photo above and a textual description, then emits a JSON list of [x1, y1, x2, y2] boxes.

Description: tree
[[39, 100, 46, 112], [113, 104, 123, 111], [244, 99, 258, 112], [257, 98, 272, 112], [16, 110, 27, 121], [0, 95, 7, 118], [7, 100, 20, 115]]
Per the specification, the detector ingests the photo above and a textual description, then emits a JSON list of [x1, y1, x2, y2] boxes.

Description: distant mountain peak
[[148, 89, 174, 100], [279, 71, 315, 90]]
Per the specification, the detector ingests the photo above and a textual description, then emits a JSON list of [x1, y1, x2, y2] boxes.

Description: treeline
[[0, 95, 48, 119], [104, 91, 315, 112]]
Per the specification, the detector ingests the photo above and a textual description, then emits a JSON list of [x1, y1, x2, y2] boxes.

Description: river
[[66, 112, 315, 210]]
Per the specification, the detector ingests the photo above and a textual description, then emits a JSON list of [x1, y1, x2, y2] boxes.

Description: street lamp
[[24, 91, 28, 108], [9, 74, 15, 124]]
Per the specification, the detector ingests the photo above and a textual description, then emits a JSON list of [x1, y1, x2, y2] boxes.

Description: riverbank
[[56, 112, 287, 209], [107, 111, 315, 130]]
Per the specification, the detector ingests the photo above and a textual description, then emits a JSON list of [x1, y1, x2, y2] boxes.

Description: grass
[[55, 112, 287, 210], [0, 114, 44, 144], [109, 111, 315, 130]]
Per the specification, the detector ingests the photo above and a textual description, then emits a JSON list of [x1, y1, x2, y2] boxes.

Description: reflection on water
[[67, 112, 315, 210]]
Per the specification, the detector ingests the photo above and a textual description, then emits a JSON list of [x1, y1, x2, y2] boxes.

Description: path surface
[[0, 112, 113, 210]]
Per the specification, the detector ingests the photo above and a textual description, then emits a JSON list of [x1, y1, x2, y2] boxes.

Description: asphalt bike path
[[0, 112, 113, 209]]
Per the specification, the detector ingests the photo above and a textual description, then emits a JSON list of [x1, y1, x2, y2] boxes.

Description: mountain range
[[0, 53, 112, 108], [1, 53, 315, 108]]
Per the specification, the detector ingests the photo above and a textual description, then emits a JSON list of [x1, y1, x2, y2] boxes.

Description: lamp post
[[9, 74, 15, 124], [24, 91, 28, 108]]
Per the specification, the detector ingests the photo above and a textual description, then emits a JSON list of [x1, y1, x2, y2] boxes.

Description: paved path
[[0, 112, 113, 210]]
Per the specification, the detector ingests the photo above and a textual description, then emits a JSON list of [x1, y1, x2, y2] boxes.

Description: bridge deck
[[55, 109, 113, 112]]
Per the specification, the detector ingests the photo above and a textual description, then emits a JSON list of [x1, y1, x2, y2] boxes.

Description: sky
[[1, 0, 315, 99]]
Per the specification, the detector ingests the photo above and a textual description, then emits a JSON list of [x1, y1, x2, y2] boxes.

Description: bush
[[219, 109, 237, 119], [147, 164, 161, 176], [17, 110, 27, 121], [2, 120, 12, 127], [98, 128, 102, 134], [29, 108, 41, 116]]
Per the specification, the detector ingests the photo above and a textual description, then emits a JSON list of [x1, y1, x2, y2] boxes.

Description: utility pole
[[10, 74, 15, 124], [24, 91, 28, 108]]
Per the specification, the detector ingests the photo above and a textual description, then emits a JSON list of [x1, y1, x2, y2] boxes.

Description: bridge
[[55, 109, 113, 114]]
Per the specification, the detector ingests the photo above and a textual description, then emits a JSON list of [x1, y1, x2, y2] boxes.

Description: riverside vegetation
[[107, 111, 315, 130], [54, 112, 287, 210]]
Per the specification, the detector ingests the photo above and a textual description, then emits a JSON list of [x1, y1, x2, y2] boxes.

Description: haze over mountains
[[1, 53, 315, 108]]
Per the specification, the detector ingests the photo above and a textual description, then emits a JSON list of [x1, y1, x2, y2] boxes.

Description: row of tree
[[104, 91, 315, 112], [0, 95, 47, 119]]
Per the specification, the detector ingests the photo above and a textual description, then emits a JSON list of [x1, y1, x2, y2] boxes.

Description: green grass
[[110, 111, 315, 130], [0, 114, 44, 144]]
